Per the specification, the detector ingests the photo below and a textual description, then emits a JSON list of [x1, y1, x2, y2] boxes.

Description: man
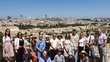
[[70, 29, 79, 62], [85, 30, 95, 62], [97, 29, 107, 62], [50, 33, 58, 60], [36, 35, 46, 59]]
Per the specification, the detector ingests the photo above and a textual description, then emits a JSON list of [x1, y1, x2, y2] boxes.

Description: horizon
[[0, 0, 110, 18]]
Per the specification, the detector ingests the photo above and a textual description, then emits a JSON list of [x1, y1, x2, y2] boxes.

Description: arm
[[47, 57, 52, 62], [2, 37, 5, 49], [80, 59, 82, 62], [62, 56, 65, 62], [24, 40, 28, 54], [84, 39, 86, 50], [14, 38, 18, 53], [42, 41, 46, 52], [103, 34, 107, 47], [54, 55, 57, 62], [90, 36, 95, 45], [86, 56, 89, 62], [36, 41, 39, 50], [104, 39, 107, 47], [36, 41, 42, 52], [39, 58, 43, 62]]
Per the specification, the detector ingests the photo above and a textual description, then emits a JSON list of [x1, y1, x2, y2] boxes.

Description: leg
[[90, 46, 95, 62], [98, 46, 103, 62], [101, 46, 107, 62], [74, 49, 78, 62], [25, 54, 30, 62]]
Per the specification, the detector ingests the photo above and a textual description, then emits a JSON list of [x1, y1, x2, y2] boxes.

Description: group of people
[[2, 28, 107, 62]]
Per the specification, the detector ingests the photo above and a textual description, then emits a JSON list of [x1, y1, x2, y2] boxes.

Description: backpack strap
[[89, 35, 91, 43]]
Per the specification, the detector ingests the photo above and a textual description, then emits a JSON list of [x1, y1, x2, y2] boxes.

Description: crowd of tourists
[[2, 28, 107, 62]]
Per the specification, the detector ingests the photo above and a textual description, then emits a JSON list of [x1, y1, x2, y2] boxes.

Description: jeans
[[74, 49, 78, 62], [90, 46, 95, 62], [98, 45, 107, 62]]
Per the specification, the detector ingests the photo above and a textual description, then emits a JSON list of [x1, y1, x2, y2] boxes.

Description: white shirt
[[70, 34, 79, 48], [78, 38, 86, 47], [50, 38, 58, 49], [85, 35, 94, 44], [57, 39, 64, 49], [3, 36, 12, 43], [14, 38, 26, 49], [98, 33, 107, 45]]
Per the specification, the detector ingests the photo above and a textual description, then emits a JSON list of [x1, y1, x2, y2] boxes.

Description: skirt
[[3, 42, 14, 57]]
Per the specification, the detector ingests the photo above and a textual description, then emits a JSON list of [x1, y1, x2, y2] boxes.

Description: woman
[[3, 28, 14, 62], [45, 35, 51, 55], [63, 32, 72, 61], [39, 50, 51, 62], [30, 36, 37, 62], [36, 35, 46, 59], [78, 32, 86, 62], [14, 32, 27, 62], [25, 35, 31, 62]]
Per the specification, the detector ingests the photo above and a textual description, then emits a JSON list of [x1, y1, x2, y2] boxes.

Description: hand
[[4, 49, 7, 53], [26, 51, 28, 54], [38, 48, 42, 52], [15, 50, 18, 53], [54, 48, 57, 51]]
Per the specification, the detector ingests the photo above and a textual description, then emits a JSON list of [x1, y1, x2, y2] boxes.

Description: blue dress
[[36, 40, 46, 59]]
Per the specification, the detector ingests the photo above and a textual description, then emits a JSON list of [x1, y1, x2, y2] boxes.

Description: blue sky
[[0, 0, 110, 18]]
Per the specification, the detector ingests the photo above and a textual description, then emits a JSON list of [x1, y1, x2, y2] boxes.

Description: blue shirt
[[39, 56, 52, 62], [36, 40, 46, 52]]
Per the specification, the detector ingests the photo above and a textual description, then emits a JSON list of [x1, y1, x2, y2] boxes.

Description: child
[[80, 50, 89, 62], [67, 52, 75, 62], [54, 50, 65, 62]]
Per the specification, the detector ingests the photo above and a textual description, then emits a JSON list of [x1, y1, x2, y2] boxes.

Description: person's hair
[[80, 53, 88, 59], [72, 29, 77, 33], [57, 34, 62, 39], [86, 29, 90, 33], [65, 32, 71, 39], [41, 50, 47, 55], [17, 32, 22, 38], [5, 28, 11, 37]]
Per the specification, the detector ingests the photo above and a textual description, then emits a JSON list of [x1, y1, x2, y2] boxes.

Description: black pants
[[78, 46, 84, 62], [25, 49, 31, 62], [17, 48, 24, 62], [85, 46, 89, 56]]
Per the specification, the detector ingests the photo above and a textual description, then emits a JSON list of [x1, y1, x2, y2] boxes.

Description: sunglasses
[[6, 30, 10, 32]]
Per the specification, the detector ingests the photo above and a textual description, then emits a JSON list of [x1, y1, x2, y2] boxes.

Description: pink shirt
[[98, 33, 107, 45]]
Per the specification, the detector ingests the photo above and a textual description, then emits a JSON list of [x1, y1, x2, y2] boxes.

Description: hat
[[68, 52, 73, 55], [80, 50, 87, 54], [31, 35, 37, 39], [45, 35, 49, 38]]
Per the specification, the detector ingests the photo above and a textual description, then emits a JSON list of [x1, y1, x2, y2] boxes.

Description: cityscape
[[0, 0, 110, 62]]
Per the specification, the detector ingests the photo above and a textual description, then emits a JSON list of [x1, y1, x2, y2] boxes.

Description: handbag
[[30, 51, 37, 61]]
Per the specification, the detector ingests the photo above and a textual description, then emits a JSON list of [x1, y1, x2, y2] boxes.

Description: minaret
[[45, 14, 47, 19]]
